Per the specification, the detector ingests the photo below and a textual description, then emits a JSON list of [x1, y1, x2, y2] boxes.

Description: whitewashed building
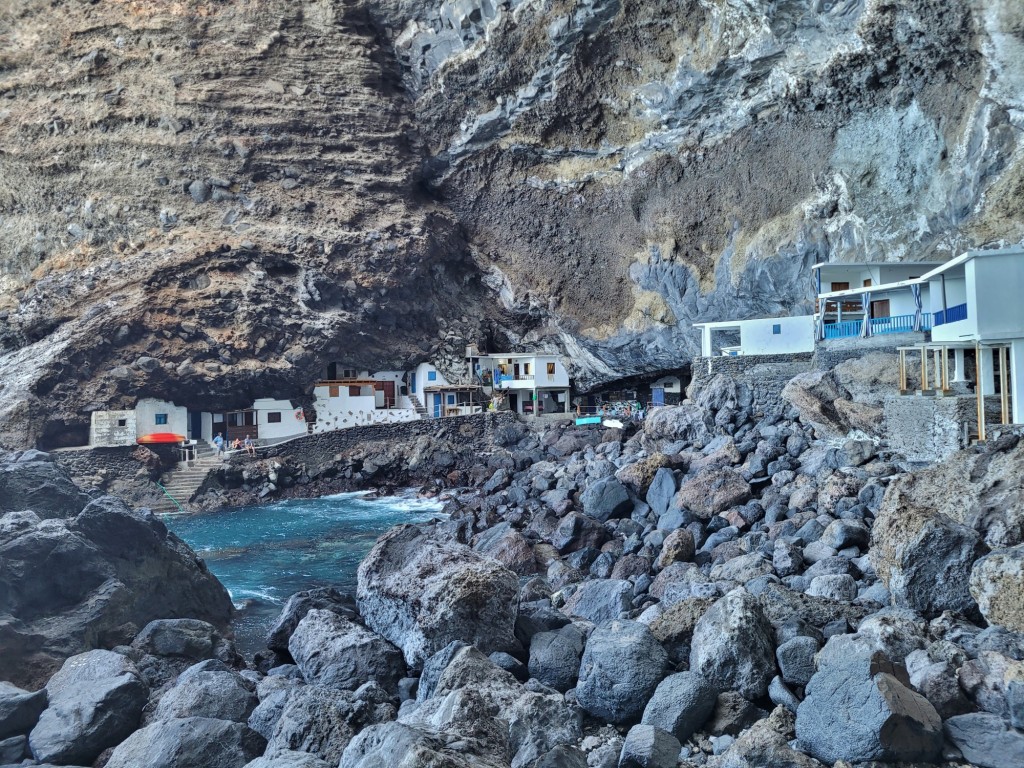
[[694, 315, 817, 357], [311, 368, 420, 432], [475, 352, 572, 416]]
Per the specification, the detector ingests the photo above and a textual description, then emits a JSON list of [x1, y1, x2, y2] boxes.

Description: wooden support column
[[920, 348, 930, 392], [941, 346, 949, 392], [1000, 346, 1010, 425], [976, 343, 987, 443], [898, 349, 907, 393]]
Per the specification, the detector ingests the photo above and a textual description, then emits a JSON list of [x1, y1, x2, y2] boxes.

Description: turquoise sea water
[[165, 492, 444, 655]]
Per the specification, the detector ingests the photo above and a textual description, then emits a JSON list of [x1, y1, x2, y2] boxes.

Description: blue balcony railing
[[933, 302, 968, 327], [823, 313, 932, 339]]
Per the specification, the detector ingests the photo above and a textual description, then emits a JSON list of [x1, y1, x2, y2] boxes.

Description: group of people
[[212, 432, 256, 458]]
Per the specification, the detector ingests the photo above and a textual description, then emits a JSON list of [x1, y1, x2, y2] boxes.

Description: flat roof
[[811, 260, 945, 270]]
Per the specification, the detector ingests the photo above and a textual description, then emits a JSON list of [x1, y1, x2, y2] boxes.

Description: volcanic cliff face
[[1, 0, 1023, 447]]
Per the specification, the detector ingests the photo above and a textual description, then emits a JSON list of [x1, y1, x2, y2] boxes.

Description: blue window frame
[[427, 370, 437, 382], [772, 324, 781, 335], [155, 413, 168, 425]]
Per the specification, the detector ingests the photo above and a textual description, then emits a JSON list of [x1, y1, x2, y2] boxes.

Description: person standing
[[213, 432, 225, 459]]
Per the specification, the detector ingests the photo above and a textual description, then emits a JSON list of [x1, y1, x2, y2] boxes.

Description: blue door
[[433, 394, 442, 418], [652, 387, 665, 406]]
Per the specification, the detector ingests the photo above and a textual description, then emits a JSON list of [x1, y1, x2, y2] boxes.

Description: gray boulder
[[528, 624, 585, 693], [581, 477, 632, 522], [871, 479, 987, 617], [713, 706, 822, 768], [775, 636, 818, 687], [244, 751, 331, 768], [153, 660, 257, 723], [970, 545, 1024, 633], [618, 724, 680, 768], [266, 588, 357, 654], [0, 682, 47, 738], [133, 617, 235, 661], [690, 589, 776, 700], [645, 468, 678, 519], [795, 652, 942, 763], [340, 721, 507, 768], [29, 650, 147, 765], [248, 678, 302, 741], [105, 716, 265, 768], [673, 468, 751, 520], [289, 609, 404, 691], [0, 452, 90, 519], [356, 525, 519, 668], [577, 620, 668, 724], [806, 574, 857, 602], [0, 495, 232, 688], [561, 579, 632, 624], [265, 683, 395, 765], [640, 671, 716, 742], [943, 712, 1024, 768]]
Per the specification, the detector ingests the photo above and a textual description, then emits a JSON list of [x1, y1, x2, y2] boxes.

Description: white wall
[[411, 362, 448, 400], [738, 315, 815, 355], [652, 376, 682, 393], [252, 398, 306, 441], [136, 398, 188, 438], [973, 253, 1024, 340], [481, 355, 570, 389], [201, 412, 213, 442], [312, 384, 421, 433], [90, 410, 137, 447]]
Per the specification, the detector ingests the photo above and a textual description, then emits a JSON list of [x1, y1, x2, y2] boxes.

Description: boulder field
[[3, 373, 1024, 767]]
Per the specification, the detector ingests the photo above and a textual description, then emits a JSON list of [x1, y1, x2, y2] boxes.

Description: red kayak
[[137, 433, 186, 444]]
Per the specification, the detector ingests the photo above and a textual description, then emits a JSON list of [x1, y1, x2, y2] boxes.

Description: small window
[[329, 385, 340, 397], [772, 324, 781, 335], [117, 418, 127, 427], [267, 412, 282, 423], [523, 363, 532, 375], [447, 394, 456, 404], [155, 413, 168, 425], [349, 386, 361, 396], [427, 371, 437, 382], [547, 362, 555, 375]]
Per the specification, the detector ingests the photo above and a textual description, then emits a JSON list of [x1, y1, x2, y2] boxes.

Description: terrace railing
[[933, 302, 968, 327], [823, 313, 932, 339]]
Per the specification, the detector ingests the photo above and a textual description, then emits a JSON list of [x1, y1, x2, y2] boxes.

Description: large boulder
[[781, 371, 853, 437], [642, 404, 711, 448], [153, 660, 257, 723], [105, 716, 265, 768], [576, 620, 668, 724], [28, 650, 148, 765], [871, 480, 987, 617], [403, 645, 581, 768], [641, 672, 716, 742], [673, 468, 750, 520], [340, 721, 507, 768], [970, 545, 1024, 632], [0, 682, 47, 739], [0, 493, 233, 688], [288, 609, 404, 691], [689, 589, 776, 700], [795, 652, 942, 763], [561, 579, 632, 624], [266, 588, 358, 655], [471, 523, 538, 576], [528, 624, 585, 693], [356, 525, 519, 668], [0, 452, 90, 519], [265, 683, 395, 765], [645, 468, 678, 519], [943, 712, 1024, 768], [618, 724, 680, 768], [714, 705, 823, 768], [580, 477, 632, 522], [244, 752, 331, 768]]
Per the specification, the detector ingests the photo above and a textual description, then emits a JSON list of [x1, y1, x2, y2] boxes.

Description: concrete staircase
[[407, 394, 428, 417], [151, 444, 222, 513]]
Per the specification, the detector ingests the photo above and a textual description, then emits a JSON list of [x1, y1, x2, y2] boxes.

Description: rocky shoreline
[[3, 367, 1024, 767]]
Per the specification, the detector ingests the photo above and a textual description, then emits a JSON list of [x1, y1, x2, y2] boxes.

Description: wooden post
[[898, 349, 907, 393], [1000, 346, 1010, 425], [941, 346, 949, 392], [976, 344, 986, 442], [921, 347, 929, 392]]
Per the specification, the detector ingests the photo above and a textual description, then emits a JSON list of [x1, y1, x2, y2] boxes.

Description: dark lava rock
[[266, 587, 358, 655], [576, 620, 668, 724]]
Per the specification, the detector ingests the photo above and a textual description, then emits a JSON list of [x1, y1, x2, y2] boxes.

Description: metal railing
[[933, 302, 968, 327], [823, 313, 932, 339]]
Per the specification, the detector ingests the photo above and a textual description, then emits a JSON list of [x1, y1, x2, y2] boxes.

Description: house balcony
[[823, 313, 932, 339], [933, 303, 968, 327], [494, 374, 535, 389]]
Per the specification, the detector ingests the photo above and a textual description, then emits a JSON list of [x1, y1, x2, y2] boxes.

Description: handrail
[[155, 482, 186, 514]]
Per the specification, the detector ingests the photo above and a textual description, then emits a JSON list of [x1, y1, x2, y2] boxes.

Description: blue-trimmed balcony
[[933, 302, 968, 327], [823, 313, 932, 339]]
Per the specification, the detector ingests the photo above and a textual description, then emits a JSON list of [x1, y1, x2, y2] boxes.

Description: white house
[[89, 398, 188, 447], [311, 368, 420, 432], [650, 375, 683, 406], [694, 315, 816, 357], [475, 353, 572, 416]]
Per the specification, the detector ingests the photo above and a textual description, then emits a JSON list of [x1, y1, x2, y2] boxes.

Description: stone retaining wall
[[883, 394, 1004, 462], [688, 353, 815, 415], [814, 332, 925, 370]]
